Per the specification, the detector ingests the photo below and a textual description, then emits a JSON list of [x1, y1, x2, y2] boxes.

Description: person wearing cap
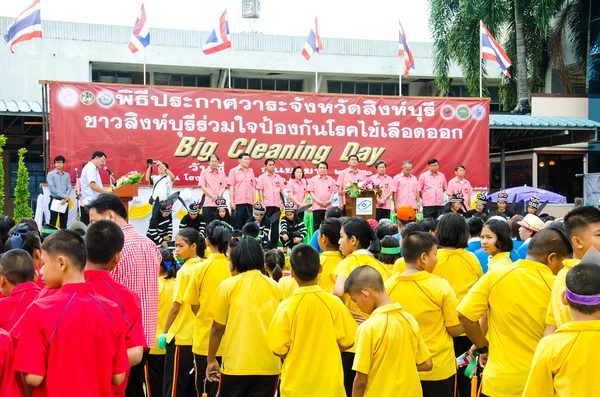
[[517, 214, 545, 260], [418, 158, 448, 219], [179, 202, 207, 237], [466, 192, 489, 219], [446, 165, 473, 206], [373, 160, 396, 221], [257, 159, 286, 249], [394, 160, 419, 211], [396, 205, 416, 228], [228, 153, 256, 230], [336, 154, 367, 212], [491, 191, 514, 219], [214, 197, 232, 226], [247, 202, 270, 250], [146, 201, 174, 248], [198, 154, 228, 222], [526, 195, 541, 215], [442, 193, 466, 216], [458, 228, 572, 397], [524, 263, 600, 397], [279, 200, 308, 252]]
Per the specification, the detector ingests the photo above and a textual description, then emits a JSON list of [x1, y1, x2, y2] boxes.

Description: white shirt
[[150, 174, 173, 201], [81, 161, 102, 204]]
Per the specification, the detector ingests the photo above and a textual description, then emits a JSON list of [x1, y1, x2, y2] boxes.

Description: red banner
[[49, 82, 490, 188]]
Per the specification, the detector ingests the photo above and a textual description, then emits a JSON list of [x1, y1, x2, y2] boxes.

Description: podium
[[345, 191, 377, 220], [113, 184, 139, 222]]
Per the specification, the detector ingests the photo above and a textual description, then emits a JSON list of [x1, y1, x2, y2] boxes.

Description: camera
[[147, 159, 158, 166]]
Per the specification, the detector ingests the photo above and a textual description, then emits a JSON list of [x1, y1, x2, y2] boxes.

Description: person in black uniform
[[491, 191, 515, 219], [279, 199, 308, 253], [466, 192, 489, 219], [442, 193, 467, 217], [179, 202, 207, 237], [146, 200, 173, 248], [246, 202, 271, 250]]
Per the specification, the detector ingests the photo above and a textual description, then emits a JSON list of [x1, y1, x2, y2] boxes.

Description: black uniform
[[179, 213, 207, 237], [147, 213, 173, 246], [280, 216, 308, 249]]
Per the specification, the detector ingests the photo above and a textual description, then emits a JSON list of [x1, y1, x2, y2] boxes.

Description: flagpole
[[143, 50, 147, 85], [315, 71, 318, 93], [399, 56, 402, 97], [479, 21, 482, 98], [228, 68, 231, 89]]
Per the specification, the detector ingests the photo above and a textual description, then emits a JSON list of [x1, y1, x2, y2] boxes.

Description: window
[[231, 78, 303, 92], [92, 70, 148, 85], [328, 81, 407, 96], [153, 73, 210, 87]]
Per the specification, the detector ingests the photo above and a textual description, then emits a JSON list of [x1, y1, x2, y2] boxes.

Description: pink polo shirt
[[287, 178, 308, 209], [336, 168, 367, 205], [394, 173, 419, 209], [373, 174, 395, 210], [308, 175, 337, 211], [418, 170, 447, 207], [199, 168, 228, 207], [228, 165, 256, 205], [446, 177, 473, 205], [256, 172, 286, 208]]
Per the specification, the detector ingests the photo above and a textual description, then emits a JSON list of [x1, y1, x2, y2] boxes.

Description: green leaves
[[14, 147, 32, 222]]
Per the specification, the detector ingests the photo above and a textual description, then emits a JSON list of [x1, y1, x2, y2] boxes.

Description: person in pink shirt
[[198, 154, 228, 222], [418, 158, 448, 219], [372, 160, 396, 221], [393, 160, 419, 211], [446, 164, 473, 206], [336, 155, 367, 212], [287, 166, 308, 210], [257, 159, 286, 248], [308, 161, 337, 232], [227, 153, 256, 230]]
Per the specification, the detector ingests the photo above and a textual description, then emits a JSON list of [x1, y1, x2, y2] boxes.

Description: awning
[[490, 115, 600, 130], [0, 100, 43, 115]]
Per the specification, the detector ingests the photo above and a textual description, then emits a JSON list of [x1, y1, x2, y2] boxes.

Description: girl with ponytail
[[182, 220, 233, 397]]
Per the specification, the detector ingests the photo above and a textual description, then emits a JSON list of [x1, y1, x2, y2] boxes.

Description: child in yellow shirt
[[265, 249, 299, 299], [379, 236, 401, 277], [386, 231, 462, 397], [481, 219, 514, 271], [145, 248, 178, 397], [183, 220, 232, 397], [267, 244, 357, 397], [317, 218, 343, 293], [160, 228, 206, 397], [345, 266, 432, 397], [206, 237, 282, 396], [524, 263, 600, 397]]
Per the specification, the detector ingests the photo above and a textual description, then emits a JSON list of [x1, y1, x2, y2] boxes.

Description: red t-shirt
[[0, 282, 40, 330], [13, 283, 130, 397], [0, 328, 21, 397], [85, 269, 146, 397]]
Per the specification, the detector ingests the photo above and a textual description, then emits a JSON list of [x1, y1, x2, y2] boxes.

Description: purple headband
[[566, 287, 600, 305]]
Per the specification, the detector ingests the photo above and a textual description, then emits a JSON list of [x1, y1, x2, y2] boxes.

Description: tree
[[14, 148, 32, 222], [429, 0, 590, 113], [0, 135, 6, 214]]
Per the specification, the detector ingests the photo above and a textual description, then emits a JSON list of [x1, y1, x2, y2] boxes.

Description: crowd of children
[[1, 202, 600, 397]]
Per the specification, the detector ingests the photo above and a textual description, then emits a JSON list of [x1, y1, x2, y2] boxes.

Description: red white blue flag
[[128, 3, 150, 54], [203, 10, 232, 55], [480, 21, 512, 78], [398, 20, 415, 77], [302, 17, 323, 60], [4, 0, 42, 54]]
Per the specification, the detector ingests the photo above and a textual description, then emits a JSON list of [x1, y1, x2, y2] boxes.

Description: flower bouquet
[[344, 179, 382, 199], [114, 171, 143, 189]]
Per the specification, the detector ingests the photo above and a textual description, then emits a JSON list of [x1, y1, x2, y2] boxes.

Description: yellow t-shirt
[[318, 251, 344, 293], [182, 253, 231, 356], [487, 251, 513, 272], [150, 275, 175, 355], [522, 320, 600, 397], [457, 259, 555, 397], [433, 248, 483, 303], [393, 257, 406, 274], [385, 272, 459, 381], [210, 269, 283, 375], [266, 285, 357, 397], [352, 303, 431, 397], [546, 259, 580, 328], [168, 257, 204, 345], [384, 263, 394, 277], [278, 276, 299, 300]]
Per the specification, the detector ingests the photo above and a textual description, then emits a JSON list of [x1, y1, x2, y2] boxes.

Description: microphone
[[104, 166, 114, 175]]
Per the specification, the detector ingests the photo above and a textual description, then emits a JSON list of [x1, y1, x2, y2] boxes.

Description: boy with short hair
[[280, 199, 308, 252], [385, 232, 462, 397], [84, 220, 146, 396], [267, 244, 357, 397], [13, 230, 130, 396], [457, 228, 572, 397], [524, 263, 600, 396], [0, 249, 40, 330], [546, 206, 600, 334], [345, 266, 432, 397]]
